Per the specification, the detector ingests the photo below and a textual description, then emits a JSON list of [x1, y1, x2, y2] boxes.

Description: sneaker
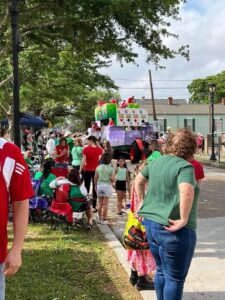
[[130, 269, 138, 286], [136, 275, 155, 291]]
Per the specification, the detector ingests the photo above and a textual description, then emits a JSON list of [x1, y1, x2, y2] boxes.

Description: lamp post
[[208, 83, 216, 161], [10, 0, 21, 147]]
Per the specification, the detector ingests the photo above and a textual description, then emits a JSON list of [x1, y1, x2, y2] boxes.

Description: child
[[127, 161, 155, 291], [94, 153, 115, 225], [115, 157, 130, 215]]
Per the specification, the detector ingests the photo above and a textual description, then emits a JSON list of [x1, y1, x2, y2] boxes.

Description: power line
[[119, 87, 188, 90], [114, 78, 192, 82]]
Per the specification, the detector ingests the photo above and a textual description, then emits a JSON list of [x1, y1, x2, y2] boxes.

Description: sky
[[101, 0, 225, 101]]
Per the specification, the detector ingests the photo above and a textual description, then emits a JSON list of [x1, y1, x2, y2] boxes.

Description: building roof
[[137, 98, 188, 105], [141, 103, 225, 116]]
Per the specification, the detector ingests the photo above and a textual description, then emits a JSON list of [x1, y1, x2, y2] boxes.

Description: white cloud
[[101, 0, 225, 101]]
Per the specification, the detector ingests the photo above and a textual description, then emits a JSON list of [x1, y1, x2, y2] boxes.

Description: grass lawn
[[6, 224, 142, 300]]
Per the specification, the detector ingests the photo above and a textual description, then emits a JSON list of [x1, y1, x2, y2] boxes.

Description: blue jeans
[[0, 264, 5, 300], [144, 220, 196, 300]]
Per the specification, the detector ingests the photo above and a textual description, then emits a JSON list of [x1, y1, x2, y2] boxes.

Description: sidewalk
[[98, 190, 225, 300]]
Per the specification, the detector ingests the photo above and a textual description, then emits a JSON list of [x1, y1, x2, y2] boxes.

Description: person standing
[[94, 153, 115, 224], [71, 137, 83, 171], [127, 162, 156, 291], [80, 136, 103, 212], [46, 133, 56, 156], [35, 131, 44, 150], [102, 140, 113, 160], [0, 138, 34, 300], [54, 137, 69, 168], [135, 128, 199, 300], [115, 157, 130, 215]]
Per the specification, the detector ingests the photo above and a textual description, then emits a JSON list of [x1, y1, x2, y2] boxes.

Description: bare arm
[[134, 173, 148, 210], [4, 200, 29, 276], [110, 171, 116, 183], [165, 182, 194, 232], [94, 171, 99, 187], [79, 154, 86, 172], [54, 149, 62, 158], [126, 169, 131, 197]]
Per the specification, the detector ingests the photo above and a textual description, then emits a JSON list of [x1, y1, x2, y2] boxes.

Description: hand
[[164, 219, 187, 232], [134, 211, 143, 222], [4, 249, 22, 276]]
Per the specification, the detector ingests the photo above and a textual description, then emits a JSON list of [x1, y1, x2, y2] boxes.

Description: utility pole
[[149, 70, 156, 121], [10, 0, 21, 147]]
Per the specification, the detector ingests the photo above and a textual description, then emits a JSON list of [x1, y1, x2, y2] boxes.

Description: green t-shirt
[[67, 138, 74, 153], [116, 167, 127, 181], [25, 157, 34, 166], [34, 171, 56, 196], [147, 150, 161, 162], [69, 185, 86, 212], [139, 155, 199, 230], [96, 164, 114, 184], [71, 146, 83, 166]]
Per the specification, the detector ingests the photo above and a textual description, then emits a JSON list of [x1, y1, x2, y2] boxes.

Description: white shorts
[[97, 183, 112, 197]]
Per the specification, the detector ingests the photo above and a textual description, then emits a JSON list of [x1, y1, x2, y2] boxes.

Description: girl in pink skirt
[[127, 162, 156, 291]]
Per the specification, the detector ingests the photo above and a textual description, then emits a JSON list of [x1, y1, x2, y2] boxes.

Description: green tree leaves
[[188, 71, 225, 104]]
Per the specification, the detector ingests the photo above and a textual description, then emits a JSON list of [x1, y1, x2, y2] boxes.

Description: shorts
[[115, 180, 126, 192], [97, 183, 112, 197]]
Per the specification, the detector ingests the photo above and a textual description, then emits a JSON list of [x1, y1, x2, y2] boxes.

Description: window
[[184, 118, 195, 131], [214, 118, 223, 133]]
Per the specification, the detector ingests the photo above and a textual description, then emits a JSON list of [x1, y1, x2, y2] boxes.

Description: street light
[[10, 0, 21, 147], [208, 83, 216, 161]]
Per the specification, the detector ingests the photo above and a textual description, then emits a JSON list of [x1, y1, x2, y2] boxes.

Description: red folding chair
[[50, 183, 72, 232]]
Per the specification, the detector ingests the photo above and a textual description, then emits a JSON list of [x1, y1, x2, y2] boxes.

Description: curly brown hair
[[170, 128, 197, 160], [162, 133, 175, 154]]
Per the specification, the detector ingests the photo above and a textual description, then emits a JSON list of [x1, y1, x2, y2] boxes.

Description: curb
[[96, 222, 156, 300]]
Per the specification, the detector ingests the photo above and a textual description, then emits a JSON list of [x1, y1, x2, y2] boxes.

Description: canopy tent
[[0, 113, 48, 128]]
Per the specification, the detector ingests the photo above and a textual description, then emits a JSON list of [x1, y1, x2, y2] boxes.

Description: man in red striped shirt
[[0, 138, 34, 300]]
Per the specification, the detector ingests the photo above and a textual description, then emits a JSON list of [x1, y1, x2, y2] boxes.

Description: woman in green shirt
[[135, 128, 199, 300], [71, 137, 83, 170], [34, 159, 56, 197]]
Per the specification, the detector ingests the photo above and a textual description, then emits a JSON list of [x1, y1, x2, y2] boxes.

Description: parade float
[[95, 98, 160, 163]]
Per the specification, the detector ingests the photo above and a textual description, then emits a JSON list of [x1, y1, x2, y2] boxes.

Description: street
[[199, 166, 225, 218]]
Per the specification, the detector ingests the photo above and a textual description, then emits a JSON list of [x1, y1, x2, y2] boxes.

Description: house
[[137, 97, 225, 137]]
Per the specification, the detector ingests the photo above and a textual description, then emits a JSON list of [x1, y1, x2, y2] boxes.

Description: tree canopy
[[0, 0, 189, 125], [188, 71, 225, 104]]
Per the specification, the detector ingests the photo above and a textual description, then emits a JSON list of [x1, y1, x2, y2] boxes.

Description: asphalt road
[[198, 165, 225, 218]]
